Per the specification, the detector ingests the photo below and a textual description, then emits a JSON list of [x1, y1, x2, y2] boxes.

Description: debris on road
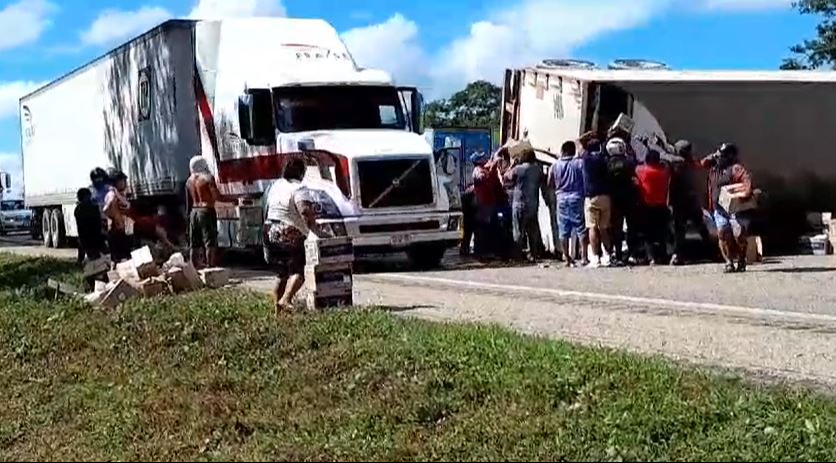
[[82, 247, 229, 309]]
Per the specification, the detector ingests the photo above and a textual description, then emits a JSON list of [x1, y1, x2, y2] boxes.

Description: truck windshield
[[0, 201, 23, 211], [274, 86, 407, 132]]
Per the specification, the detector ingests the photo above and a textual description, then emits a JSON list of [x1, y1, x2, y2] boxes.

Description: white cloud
[[343, 0, 674, 98], [341, 14, 428, 88], [0, 80, 45, 120], [700, 0, 793, 11], [0, 0, 56, 51], [189, 0, 286, 19], [80, 6, 172, 46]]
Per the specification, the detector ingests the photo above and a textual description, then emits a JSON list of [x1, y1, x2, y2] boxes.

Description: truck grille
[[357, 158, 434, 209], [359, 220, 440, 234]]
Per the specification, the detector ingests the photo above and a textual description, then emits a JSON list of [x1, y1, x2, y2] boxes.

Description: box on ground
[[199, 268, 230, 289], [100, 279, 141, 310], [746, 236, 763, 264], [138, 277, 170, 298]]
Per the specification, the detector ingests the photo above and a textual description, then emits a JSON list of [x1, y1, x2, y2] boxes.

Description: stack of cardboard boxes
[[304, 236, 354, 310]]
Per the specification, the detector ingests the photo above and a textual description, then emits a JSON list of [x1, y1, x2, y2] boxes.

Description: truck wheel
[[406, 244, 447, 270], [51, 209, 66, 248], [42, 209, 54, 248]]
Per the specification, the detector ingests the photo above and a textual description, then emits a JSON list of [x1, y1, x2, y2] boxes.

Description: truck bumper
[[343, 212, 462, 254]]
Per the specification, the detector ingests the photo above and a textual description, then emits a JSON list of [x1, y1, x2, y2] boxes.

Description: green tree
[[423, 81, 501, 129], [781, 0, 836, 69]]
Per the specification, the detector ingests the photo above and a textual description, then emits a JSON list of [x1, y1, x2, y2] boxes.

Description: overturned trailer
[[501, 66, 836, 253]]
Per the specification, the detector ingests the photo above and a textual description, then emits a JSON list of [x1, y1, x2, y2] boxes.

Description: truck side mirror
[[237, 89, 275, 145], [397, 87, 423, 135], [0, 172, 10, 191]]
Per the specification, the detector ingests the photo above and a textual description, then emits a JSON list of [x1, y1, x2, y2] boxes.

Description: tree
[[423, 81, 501, 129], [781, 0, 836, 69]]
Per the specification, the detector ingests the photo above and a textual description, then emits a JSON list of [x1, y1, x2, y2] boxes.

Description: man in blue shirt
[[582, 138, 614, 268], [548, 141, 588, 267]]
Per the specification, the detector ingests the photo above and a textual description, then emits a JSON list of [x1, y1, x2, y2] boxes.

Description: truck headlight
[[447, 216, 461, 232], [319, 221, 348, 238]]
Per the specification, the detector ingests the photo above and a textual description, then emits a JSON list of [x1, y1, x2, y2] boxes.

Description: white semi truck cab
[[196, 19, 462, 267]]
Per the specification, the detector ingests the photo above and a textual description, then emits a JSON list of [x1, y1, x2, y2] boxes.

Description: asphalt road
[[3, 233, 836, 386]]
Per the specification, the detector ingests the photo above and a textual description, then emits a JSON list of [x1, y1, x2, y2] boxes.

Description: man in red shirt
[[636, 150, 672, 265], [472, 152, 505, 259]]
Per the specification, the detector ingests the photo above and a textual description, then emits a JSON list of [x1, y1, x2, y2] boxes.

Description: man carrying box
[[701, 143, 754, 273]]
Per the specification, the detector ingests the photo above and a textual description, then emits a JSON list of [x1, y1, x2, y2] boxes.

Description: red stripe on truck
[[193, 70, 222, 180]]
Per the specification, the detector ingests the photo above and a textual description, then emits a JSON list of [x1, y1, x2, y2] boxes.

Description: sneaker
[[587, 256, 601, 269], [737, 259, 747, 273], [601, 253, 613, 268], [670, 254, 682, 266], [723, 262, 736, 274]]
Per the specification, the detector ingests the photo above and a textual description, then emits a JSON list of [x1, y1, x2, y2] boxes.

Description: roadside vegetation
[[2, 253, 836, 461]]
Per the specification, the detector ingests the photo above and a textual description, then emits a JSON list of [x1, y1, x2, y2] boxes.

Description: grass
[[2, 253, 836, 461]]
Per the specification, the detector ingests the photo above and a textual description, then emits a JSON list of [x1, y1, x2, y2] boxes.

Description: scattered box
[[181, 263, 205, 290], [107, 270, 120, 283], [83, 256, 111, 278], [166, 267, 192, 293], [305, 236, 354, 266], [799, 234, 831, 256], [199, 268, 230, 289], [99, 279, 140, 310], [746, 236, 764, 264], [138, 278, 170, 298], [131, 246, 154, 266]]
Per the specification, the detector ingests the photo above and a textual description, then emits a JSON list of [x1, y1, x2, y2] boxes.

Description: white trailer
[[21, 19, 461, 267], [501, 64, 836, 252]]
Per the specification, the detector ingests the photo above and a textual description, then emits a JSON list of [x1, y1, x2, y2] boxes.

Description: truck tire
[[406, 244, 447, 270], [42, 209, 54, 248], [51, 208, 66, 248]]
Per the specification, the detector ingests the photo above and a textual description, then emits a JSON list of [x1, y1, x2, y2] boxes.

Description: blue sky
[[0, 0, 821, 190]]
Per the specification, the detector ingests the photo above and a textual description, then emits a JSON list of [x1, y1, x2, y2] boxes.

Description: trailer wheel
[[51, 208, 66, 248], [42, 209, 54, 248]]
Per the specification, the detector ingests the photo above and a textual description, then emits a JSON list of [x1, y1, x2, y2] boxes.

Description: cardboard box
[[181, 263, 205, 290], [115, 260, 160, 282], [719, 185, 757, 214], [139, 278, 170, 298], [305, 237, 354, 266], [83, 256, 111, 278], [746, 236, 763, 264], [99, 279, 140, 310], [131, 246, 155, 266], [166, 267, 192, 293], [199, 268, 230, 289], [306, 292, 353, 311]]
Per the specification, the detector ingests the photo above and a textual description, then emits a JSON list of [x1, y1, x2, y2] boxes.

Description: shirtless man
[[186, 156, 221, 268]]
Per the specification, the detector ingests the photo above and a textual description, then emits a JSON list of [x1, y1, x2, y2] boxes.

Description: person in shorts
[[263, 156, 322, 314], [548, 140, 588, 267], [581, 137, 614, 268], [186, 156, 221, 269], [701, 143, 753, 273]]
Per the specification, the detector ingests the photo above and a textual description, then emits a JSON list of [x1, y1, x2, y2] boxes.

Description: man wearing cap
[[701, 143, 753, 273]]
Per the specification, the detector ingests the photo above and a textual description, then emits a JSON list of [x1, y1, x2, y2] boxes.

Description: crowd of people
[[75, 157, 222, 286], [461, 130, 755, 273]]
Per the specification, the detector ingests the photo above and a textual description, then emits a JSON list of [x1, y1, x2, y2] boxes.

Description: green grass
[[2, 253, 836, 461]]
